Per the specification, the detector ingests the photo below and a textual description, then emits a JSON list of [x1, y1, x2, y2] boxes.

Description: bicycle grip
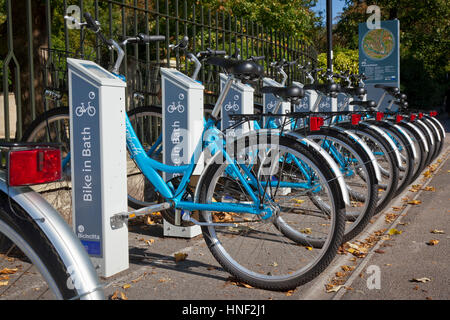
[[211, 50, 227, 56], [138, 33, 166, 43], [83, 12, 99, 32], [250, 56, 265, 62]]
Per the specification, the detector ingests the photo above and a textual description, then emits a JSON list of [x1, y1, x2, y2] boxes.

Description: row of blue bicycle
[[11, 12, 446, 296]]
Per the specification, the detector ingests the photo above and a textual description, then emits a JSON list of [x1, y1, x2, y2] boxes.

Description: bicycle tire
[[0, 191, 77, 299], [366, 120, 415, 196], [336, 123, 399, 214], [394, 121, 428, 182], [198, 132, 345, 291], [296, 127, 378, 243]]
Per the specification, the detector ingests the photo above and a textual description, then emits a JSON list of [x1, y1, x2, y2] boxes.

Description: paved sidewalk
[[100, 117, 450, 301]]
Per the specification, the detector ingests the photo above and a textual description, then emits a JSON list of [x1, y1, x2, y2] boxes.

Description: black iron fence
[[1, 0, 317, 141]]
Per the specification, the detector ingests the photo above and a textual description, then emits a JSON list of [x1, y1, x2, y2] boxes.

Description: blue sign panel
[[70, 73, 103, 257], [359, 20, 400, 84], [359, 20, 400, 111]]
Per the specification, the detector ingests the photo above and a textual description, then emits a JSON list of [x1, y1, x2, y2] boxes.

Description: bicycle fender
[[426, 116, 446, 139], [0, 171, 104, 300], [416, 119, 435, 145], [285, 131, 351, 206], [389, 122, 418, 160], [329, 125, 382, 183], [403, 122, 429, 153], [360, 122, 403, 167], [423, 118, 441, 142]]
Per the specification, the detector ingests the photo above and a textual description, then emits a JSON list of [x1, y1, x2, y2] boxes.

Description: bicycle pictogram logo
[[224, 101, 239, 112], [167, 101, 185, 113], [266, 100, 277, 111], [75, 102, 96, 117]]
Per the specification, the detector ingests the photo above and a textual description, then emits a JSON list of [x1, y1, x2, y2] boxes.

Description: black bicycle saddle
[[206, 56, 264, 81], [260, 85, 305, 103]]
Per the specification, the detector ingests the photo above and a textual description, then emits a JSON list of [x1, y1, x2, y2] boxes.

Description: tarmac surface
[[99, 116, 450, 301], [1, 117, 448, 304]]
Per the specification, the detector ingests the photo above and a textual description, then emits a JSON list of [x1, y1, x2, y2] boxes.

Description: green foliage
[[317, 48, 359, 76], [199, 0, 320, 43]]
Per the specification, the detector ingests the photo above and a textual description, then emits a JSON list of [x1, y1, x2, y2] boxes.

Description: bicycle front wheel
[[197, 133, 345, 291]]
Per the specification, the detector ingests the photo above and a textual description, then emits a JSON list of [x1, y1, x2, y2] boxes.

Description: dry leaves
[[226, 277, 254, 289], [326, 285, 344, 293], [430, 229, 444, 234], [388, 228, 403, 235], [285, 289, 295, 296], [410, 277, 431, 283], [423, 186, 435, 192], [300, 228, 312, 234], [407, 200, 422, 205], [174, 252, 188, 263], [426, 240, 439, 246], [122, 283, 131, 290], [0, 268, 18, 275], [111, 290, 128, 300], [384, 213, 398, 223]]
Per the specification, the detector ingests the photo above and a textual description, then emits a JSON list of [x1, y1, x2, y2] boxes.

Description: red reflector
[[418, 112, 423, 119], [410, 114, 416, 122], [430, 111, 437, 117], [351, 114, 361, 125], [310, 117, 324, 131], [396, 115, 403, 123], [376, 112, 384, 121], [8, 149, 61, 186]]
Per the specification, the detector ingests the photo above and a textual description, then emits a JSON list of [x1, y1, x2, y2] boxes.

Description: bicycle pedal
[[110, 202, 171, 229]]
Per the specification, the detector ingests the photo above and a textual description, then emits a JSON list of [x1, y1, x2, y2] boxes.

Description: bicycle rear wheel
[[0, 192, 77, 299]]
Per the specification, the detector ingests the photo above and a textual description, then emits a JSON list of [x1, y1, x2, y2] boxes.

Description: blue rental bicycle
[[24, 12, 348, 291]]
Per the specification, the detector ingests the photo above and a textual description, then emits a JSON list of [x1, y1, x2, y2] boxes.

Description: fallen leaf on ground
[[407, 200, 422, 205], [305, 246, 313, 251], [226, 277, 254, 289], [423, 186, 435, 191], [385, 213, 398, 223], [131, 273, 147, 283], [388, 228, 403, 235], [326, 285, 344, 293], [430, 229, 444, 234], [174, 252, 188, 263], [285, 290, 295, 296], [426, 239, 439, 246], [392, 206, 404, 212], [111, 290, 128, 300], [0, 268, 18, 275], [374, 249, 385, 254], [300, 228, 312, 234], [0, 275, 9, 281], [410, 277, 431, 283], [294, 199, 305, 204], [122, 283, 131, 290], [341, 265, 355, 272], [145, 239, 155, 245]]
